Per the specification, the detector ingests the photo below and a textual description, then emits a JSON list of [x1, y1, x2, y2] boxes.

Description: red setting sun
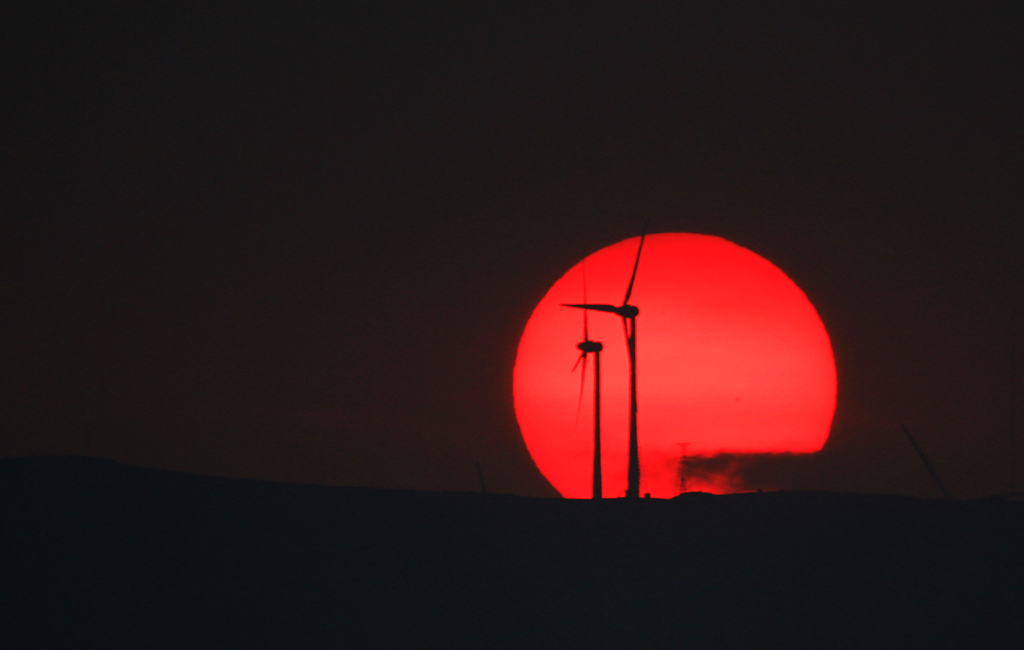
[[513, 233, 836, 498]]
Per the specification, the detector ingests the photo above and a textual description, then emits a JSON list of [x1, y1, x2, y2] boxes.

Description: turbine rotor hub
[[578, 340, 603, 353]]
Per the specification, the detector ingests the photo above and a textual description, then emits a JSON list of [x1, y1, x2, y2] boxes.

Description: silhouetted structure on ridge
[[676, 443, 690, 495], [901, 424, 953, 500], [475, 461, 487, 494]]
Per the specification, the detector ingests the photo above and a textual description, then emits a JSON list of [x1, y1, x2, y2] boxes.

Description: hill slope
[[2, 456, 1023, 648]]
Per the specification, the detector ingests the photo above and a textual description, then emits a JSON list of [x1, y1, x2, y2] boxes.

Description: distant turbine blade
[[572, 351, 585, 372], [622, 218, 650, 306], [900, 424, 953, 500], [575, 354, 588, 425]]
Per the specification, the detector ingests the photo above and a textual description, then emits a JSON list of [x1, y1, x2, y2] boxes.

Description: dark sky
[[4, 2, 1023, 498]]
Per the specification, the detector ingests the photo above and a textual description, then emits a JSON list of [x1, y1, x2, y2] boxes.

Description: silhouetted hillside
[[2, 456, 1023, 649]]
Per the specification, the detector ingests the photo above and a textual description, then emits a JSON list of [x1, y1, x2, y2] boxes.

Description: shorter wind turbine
[[572, 266, 604, 499], [564, 225, 648, 499]]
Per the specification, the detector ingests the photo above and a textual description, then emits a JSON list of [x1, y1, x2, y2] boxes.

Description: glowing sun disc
[[513, 233, 836, 498]]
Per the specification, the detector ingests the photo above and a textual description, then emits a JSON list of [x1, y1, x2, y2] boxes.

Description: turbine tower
[[572, 264, 604, 500], [563, 225, 648, 499]]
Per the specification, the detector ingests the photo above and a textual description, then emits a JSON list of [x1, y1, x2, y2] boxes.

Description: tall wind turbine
[[563, 226, 648, 499], [572, 264, 604, 500]]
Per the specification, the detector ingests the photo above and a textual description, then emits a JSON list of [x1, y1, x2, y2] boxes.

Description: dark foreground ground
[[2, 457, 1023, 649]]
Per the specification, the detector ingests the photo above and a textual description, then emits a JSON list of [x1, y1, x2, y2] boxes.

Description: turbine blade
[[622, 218, 650, 306], [562, 303, 620, 313], [576, 354, 588, 425], [572, 351, 585, 372], [583, 262, 589, 341]]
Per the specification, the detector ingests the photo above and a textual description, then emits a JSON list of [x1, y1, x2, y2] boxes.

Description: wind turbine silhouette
[[563, 225, 648, 499], [572, 263, 603, 500]]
